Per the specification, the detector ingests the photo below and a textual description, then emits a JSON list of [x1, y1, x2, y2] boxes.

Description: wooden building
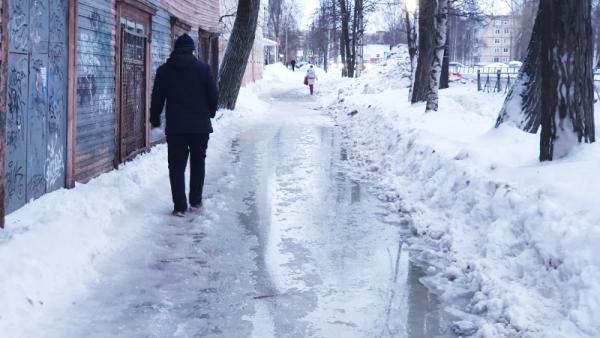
[[0, 0, 221, 227], [219, 0, 266, 86]]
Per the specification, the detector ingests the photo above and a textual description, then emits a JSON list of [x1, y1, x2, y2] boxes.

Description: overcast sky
[[298, 0, 510, 32], [301, 0, 319, 28]]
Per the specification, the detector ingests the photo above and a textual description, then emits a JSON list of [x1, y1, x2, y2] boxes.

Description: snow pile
[[0, 77, 268, 337], [360, 45, 412, 93], [328, 57, 600, 336]]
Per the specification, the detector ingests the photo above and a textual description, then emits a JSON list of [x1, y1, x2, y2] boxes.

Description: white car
[[509, 61, 523, 69], [449, 62, 466, 69], [483, 62, 509, 70]]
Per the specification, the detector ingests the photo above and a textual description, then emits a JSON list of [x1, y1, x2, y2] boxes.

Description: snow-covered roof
[[263, 38, 278, 47]]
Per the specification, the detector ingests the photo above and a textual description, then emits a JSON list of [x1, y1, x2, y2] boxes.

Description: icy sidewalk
[[0, 85, 262, 337], [325, 48, 600, 337], [0, 64, 442, 338], [44, 86, 444, 338], [0, 134, 243, 337]]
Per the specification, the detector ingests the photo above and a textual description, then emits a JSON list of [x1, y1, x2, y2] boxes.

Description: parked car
[[508, 61, 523, 69], [484, 62, 509, 70], [449, 62, 466, 69]]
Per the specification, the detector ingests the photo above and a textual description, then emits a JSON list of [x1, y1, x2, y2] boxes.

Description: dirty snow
[[326, 45, 600, 337], [1, 48, 600, 338]]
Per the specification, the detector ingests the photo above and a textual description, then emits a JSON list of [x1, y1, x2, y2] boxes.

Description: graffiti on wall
[[5, 0, 68, 213], [46, 0, 68, 191], [7, 66, 26, 148], [78, 9, 114, 118]]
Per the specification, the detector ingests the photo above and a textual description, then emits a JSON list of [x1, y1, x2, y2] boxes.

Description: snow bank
[[328, 46, 600, 337], [0, 74, 270, 337]]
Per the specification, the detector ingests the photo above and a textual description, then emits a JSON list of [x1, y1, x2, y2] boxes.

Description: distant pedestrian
[[305, 65, 318, 95], [291, 59, 297, 71], [150, 33, 219, 217]]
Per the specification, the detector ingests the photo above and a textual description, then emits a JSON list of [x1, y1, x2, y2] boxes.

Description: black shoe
[[172, 210, 186, 218], [189, 203, 202, 212]]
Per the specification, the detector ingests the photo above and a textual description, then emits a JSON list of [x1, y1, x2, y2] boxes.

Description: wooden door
[[119, 20, 147, 162], [5, 0, 68, 213]]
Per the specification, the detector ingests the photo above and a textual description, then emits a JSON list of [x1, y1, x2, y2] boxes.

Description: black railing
[[476, 69, 518, 93], [594, 71, 600, 101]]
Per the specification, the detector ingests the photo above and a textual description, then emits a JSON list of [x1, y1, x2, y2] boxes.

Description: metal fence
[[476, 69, 519, 93], [452, 66, 600, 100], [471, 69, 600, 97], [594, 71, 600, 101]]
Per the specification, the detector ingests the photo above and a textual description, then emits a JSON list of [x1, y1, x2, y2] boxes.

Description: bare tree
[[411, 0, 436, 103], [308, 0, 337, 71], [592, 0, 600, 66], [426, 0, 449, 111], [447, 6, 481, 65], [339, 0, 353, 76], [266, 0, 301, 63], [403, 0, 418, 99], [440, 33, 450, 89], [495, 9, 542, 132], [268, 0, 283, 39], [382, 0, 406, 47], [281, 0, 300, 62], [539, 0, 595, 160], [500, 0, 538, 61], [218, 0, 261, 109]]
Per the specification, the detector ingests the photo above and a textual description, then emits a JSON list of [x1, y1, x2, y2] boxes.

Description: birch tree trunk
[[440, 31, 450, 90], [350, 0, 359, 78], [411, 0, 436, 104], [218, 0, 261, 110], [340, 0, 351, 77], [540, 0, 595, 161], [405, 4, 418, 101], [495, 9, 542, 133], [425, 0, 448, 112]]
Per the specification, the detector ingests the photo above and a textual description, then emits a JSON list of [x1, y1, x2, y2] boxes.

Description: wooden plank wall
[[219, 0, 265, 85], [149, 6, 170, 142], [156, 0, 220, 32], [151, 8, 171, 77], [220, 39, 265, 86], [75, 0, 117, 182], [0, 0, 6, 227], [244, 41, 265, 85]]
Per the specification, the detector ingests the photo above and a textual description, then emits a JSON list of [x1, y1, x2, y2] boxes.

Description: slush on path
[[44, 85, 445, 337]]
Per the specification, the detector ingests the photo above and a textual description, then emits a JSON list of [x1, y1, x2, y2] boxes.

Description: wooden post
[[0, 0, 8, 228], [114, 2, 122, 168], [477, 69, 481, 91], [66, 0, 78, 189], [145, 19, 152, 152]]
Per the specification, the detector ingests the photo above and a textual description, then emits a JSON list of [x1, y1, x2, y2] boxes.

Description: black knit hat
[[174, 33, 196, 51]]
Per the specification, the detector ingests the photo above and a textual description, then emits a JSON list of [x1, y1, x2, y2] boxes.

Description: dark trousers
[[167, 133, 210, 212]]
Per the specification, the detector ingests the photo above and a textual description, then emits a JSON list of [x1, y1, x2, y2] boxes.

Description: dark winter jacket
[[150, 48, 218, 135]]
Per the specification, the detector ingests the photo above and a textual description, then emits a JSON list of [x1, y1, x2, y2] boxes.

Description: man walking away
[[291, 59, 296, 71], [150, 34, 218, 217], [306, 65, 318, 95]]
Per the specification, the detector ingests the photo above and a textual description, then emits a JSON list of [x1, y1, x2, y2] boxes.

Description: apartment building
[[474, 15, 516, 64]]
